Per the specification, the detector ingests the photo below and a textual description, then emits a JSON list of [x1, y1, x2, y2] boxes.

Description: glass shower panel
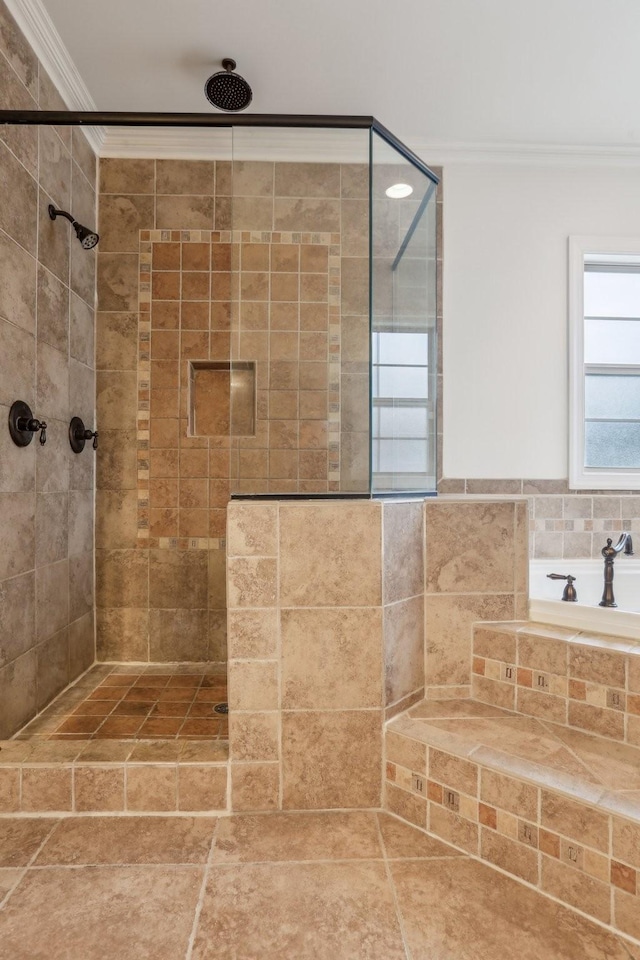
[[229, 126, 370, 496], [370, 130, 438, 494]]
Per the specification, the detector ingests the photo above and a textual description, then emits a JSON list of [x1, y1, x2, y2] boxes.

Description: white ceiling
[[21, 0, 640, 157]]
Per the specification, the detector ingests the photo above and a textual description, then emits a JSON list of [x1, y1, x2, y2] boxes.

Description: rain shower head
[[48, 205, 99, 250], [205, 58, 252, 112]]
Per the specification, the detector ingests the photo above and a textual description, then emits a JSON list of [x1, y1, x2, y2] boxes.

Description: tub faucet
[[599, 533, 633, 608]]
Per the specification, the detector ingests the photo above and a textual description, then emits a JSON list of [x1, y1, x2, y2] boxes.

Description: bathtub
[[529, 558, 640, 641]]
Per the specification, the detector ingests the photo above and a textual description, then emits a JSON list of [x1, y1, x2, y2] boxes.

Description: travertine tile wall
[[96, 158, 371, 662], [0, 1, 97, 738], [227, 499, 393, 811], [424, 499, 529, 695], [438, 480, 640, 560]]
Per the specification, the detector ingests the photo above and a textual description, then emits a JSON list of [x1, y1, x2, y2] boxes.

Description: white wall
[[442, 161, 640, 479]]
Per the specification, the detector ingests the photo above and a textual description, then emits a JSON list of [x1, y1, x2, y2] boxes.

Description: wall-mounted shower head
[[48, 205, 100, 250], [204, 58, 253, 112]]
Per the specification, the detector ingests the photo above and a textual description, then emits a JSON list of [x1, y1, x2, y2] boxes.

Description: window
[[569, 237, 640, 488]]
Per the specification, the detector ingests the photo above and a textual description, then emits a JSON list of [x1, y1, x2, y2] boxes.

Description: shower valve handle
[[18, 416, 47, 445]]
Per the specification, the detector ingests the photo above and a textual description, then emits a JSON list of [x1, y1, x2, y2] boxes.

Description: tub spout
[[599, 533, 632, 607]]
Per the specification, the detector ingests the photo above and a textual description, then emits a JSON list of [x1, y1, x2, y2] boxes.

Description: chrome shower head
[[204, 58, 252, 112], [48, 205, 99, 249]]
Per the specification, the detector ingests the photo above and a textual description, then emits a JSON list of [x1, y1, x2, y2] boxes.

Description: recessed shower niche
[[188, 361, 256, 438]]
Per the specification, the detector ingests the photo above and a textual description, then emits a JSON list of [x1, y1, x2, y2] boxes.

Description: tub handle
[[546, 573, 577, 602]]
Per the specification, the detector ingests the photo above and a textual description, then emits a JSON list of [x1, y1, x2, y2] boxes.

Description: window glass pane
[[585, 421, 640, 467], [584, 270, 640, 318], [585, 374, 640, 420], [378, 439, 428, 473], [584, 318, 640, 364], [376, 332, 428, 365], [376, 406, 427, 438], [378, 366, 428, 398]]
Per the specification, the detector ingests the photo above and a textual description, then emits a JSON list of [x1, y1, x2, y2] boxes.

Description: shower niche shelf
[[188, 360, 255, 438]]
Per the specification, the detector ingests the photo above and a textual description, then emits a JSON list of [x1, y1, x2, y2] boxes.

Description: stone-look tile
[[148, 549, 208, 608], [37, 816, 217, 865], [281, 608, 382, 710], [0, 404, 35, 494], [386, 731, 427, 773], [541, 790, 610, 852], [38, 187, 69, 282], [0, 767, 20, 812], [96, 608, 149, 661], [384, 596, 424, 707], [429, 803, 479, 854], [0, 570, 35, 668], [21, 767, 72, 812], [96, 549, 148, 608], [227, 557, 277, 608], [614, 887, 640, 941], [383, 501, 424, 604], [98, 194, 155, 252], [569, 645, 626, 687], [72, 128, 96, 187], [96, 312, 138, 370], [214, 812, 382, 864], [96, 370, 137, 430], [391, 857, 632, 960], [425, 501, 518, 594], [517, 687, 568, 724], [156, 159, 214, 195], [474, 624, 518, 662], [0, 865, 204, 960], [0, 230, 36, 333], [279, 503, 381, 606], [385, 782, 427, 829], [126, 766, 177, 812], [178, 766, 227, 811], [95, 489, 138, 549], [568, 701, 625, 740], [230, 712, 279, 763], [518, 632, 569, 674], [429, 748, 478, 795], [100, 158, 155, 194], [480, 768, 538, 820], [74, 767, 125, 812], [97, 253, 139, 311], [148, 609, 209, 661], [227, 503, 278, 556], [0, 650, 37, 739], [68, 612, 95, 680], [0, 492, 35, 582], [377, 812, 463, 859], [231, 762, 280, 812], [228, 660, 278, 711], [274, 162, 340, 198], [227, 609, 278, 659], [156, 195, 214, 229], [0, 819, 57, 867], [282, 710, 381, 809], [612, 816, 640, 869], [35, 627, 69, 710], [192, 861, 406, 960], [541, 855, 611, 923], [0, 317, 35, 407], [425, 594, 514, 686], [481, 828, 539, 884], [35, 492, 68, 566], [473, 675, 517, 710], [0, 141, 37, 256], [96, 428, 138, 490]]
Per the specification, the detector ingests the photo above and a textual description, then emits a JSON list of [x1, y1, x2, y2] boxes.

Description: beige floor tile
[[34, 816, 217, 865], [213, 812, 382, 863], [542, 722, 640, 791], [191, 861, 406, 959], [0, 868, 24, 900], [390, 857, 635, 960], [408, 698, 515, 720], [0, 819, 58, 867], [377, 813, 464, 860], [0, 866, 202, 960]]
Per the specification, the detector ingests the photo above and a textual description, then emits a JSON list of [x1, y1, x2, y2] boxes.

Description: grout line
[[184, 815, 220, 959], [374, 812, 413, 960], [0, 816, 61, 910]]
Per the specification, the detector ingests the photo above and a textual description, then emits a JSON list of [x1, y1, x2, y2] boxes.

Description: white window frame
[[569, 235, 640, 489]]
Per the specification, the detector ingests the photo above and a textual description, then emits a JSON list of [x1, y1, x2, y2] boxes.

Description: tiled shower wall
[[96, 157, 370, 663], [0, 0, 97, 737]]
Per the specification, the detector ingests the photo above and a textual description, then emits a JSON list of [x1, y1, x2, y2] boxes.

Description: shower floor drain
[[214, 702, 229, 715]]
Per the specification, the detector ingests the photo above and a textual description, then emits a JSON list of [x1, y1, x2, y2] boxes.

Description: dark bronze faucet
[[599, 533, 633, 608]]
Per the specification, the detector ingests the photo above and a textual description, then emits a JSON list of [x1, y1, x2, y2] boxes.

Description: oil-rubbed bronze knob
[[8, 401, 47, 446], [69, 416, 98, 453]]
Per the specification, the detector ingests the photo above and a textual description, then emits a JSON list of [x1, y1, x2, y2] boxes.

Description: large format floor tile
[[0, 811, 638, 959]]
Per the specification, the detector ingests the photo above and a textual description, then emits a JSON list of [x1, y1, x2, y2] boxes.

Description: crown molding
[[4, 0, 105, 153]]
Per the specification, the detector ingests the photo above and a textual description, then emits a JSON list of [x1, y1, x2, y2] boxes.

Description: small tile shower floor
[[16, 663, 228, 742], [0, 811, 637, 960]]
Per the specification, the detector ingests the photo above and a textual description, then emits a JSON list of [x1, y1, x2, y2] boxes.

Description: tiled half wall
[[226, 497, 527, 811]]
